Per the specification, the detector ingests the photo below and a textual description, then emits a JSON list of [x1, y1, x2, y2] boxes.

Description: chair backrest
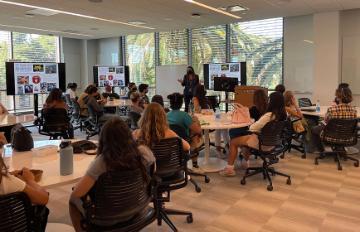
[[0, 192, 32, 231], [86, 168, 151, 226], [41, 108, 70, 133], [258, 120, 286, 150], [128, 111, 141, 129], [72, 99, 81, 118], [151, 137, 186, 177], [169, 124, 188, 141], [298, 98, 313, 107], [64, 94, 72, 107], [322, 118, 358, 146]]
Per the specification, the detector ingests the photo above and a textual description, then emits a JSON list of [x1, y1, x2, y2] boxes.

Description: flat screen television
[[213, 77, 238, 92], [6, 62, 66, 95], [93, 65, 129, 87], [204, 62, 246, 90]]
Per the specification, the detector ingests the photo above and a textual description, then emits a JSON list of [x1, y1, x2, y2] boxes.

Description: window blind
[[159, 29, 188, 65]]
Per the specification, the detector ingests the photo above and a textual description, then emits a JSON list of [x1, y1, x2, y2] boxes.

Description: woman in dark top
[[249, 89, 268, 121], [178, 66, 200, 112], [192, 84, 210, 113]]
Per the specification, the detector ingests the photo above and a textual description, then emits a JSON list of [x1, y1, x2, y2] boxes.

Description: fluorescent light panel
[[0, 23, 92, 37], [0, 0, 155, 29], [184, 0, 241, 19]]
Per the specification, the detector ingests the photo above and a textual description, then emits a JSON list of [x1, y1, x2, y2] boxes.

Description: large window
[[230, 18, 283, 89], [191, 25, 226, 80], [0, 31, 13, 110], [12, 32, 59, 111], [126, 33, 155, 87], [159, 30, 188, 65]]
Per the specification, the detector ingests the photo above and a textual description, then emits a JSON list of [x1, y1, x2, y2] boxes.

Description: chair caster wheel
[[354, 162, 359, 167], [315, 160, 318, 165], [280, 154, 285, 159], [267, 185, 273, 191], [301, 154, 306, 159], [186, 215, 193, 223], [240, 179, 246, 185], [205, 176, 210, 183], [286, 178, 291, 185], [195, 186, 201, 193], [338, 166, 342, 171]]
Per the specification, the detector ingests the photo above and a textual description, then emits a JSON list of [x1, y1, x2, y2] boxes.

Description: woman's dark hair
[[138, 84, 149, 93], [85, 86, 98, 95], [67, 82, 77, 89], [338, 83, 349, 89], [97, 118, 148, 178], [336, 86, 353, 104], [267, 92, 287, 121], [194, 84, 208, 109], [187, 66, 195, 74], [151, 95, 164, 107], [253, 89, 268, 115], [84, 84, 95, 93], [46, 88, 63, 104], [275, 84, 286, 94], [167, 92, 184, 110]]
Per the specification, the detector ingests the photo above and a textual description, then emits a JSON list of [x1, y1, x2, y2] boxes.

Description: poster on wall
[[96, 66, 126, 87], [14, 63, 60, 94]]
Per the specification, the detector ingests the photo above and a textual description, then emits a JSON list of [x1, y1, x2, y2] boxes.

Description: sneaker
[[219, 167, 236, 177], [191, 166, 205, 174]]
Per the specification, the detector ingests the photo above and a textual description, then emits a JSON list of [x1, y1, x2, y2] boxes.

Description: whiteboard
[[342, 35, 360, 94], [156, 65, 187, 99]]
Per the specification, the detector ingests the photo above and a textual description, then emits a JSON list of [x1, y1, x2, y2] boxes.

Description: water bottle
[[315, 100, 320, 113], [59, 141, 73, 176], [215, 107, 221, 121]]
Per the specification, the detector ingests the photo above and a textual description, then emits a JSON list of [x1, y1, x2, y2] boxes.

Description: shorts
[[229, 126, 252, 140]]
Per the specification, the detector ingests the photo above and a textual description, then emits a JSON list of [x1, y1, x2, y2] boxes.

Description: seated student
[[69, 117, 155, 231], [0, 102, 8, 115], [66, 83, 78, 100], [151, 95, 169, 113], [167, 93, 203, 172], [0, 157, 49, 205], [312, 86, 357, 152], [83, 86, 112, 124], [133, 103, 190, 151], [130, 92, 144, 114], [192, 84, 210, 113], [275, 84, 286, 94], [334, 83, 349, 105], [78, 84, 95, 117], [102, 85, 120, 100], [220, 92, 287, 177], [138, 83, 150, 106], [127, 82, 137, 99], [43, 88, 68, 110]]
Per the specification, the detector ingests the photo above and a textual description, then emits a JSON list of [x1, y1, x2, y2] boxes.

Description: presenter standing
[[178, 66, 199, 112]]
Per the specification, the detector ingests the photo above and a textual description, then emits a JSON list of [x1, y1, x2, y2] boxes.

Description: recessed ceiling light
[[25, 13, 35, 18], [184, 0, 241, 19], [0, 0, 155, 29], [0, 23, 91, 37], [127, 20, 147, 25], [88, 0, 103, 2], [229, 5, 248, 12], [27, 8, 59, 16], [303, 40, 314, 44], [191, 13, 201, 19]]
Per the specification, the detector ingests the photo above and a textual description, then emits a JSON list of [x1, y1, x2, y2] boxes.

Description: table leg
[[198, 129, 227, 173]]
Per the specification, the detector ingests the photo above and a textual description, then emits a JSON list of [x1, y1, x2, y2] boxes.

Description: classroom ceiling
[[0, 0, 359, 39]]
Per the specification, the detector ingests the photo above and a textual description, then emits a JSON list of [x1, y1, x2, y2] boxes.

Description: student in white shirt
[[0, 157, 49, 205], [66, 82, 78, 100], [219, 92, 287, 177]]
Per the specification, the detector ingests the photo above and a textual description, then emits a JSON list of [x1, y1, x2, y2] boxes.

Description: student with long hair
[[220, 92, 287, 177], [133, 103, 190, 151], [151, 95, 169, 112], [192, 84, 210, 113], [0, 157, 49, 205], [43, 88, 67, 110], [178, 66, 200, 112], [69, 117, 155, 231]]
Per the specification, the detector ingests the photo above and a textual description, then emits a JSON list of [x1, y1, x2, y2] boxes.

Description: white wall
[[97, 37, 120, 65], [62, 38, 82, 88]]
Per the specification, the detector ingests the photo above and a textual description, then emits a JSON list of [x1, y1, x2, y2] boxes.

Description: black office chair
[[298, 98, 313, 108], [38, 108, 73, 139], [86, 104, 101, 140], [71, 99, 88, 131], [152, 137, 193, 232], [169, 124, 210, 193], [128, 111, 141, 130], [240, 121, 291, 191], [64, 93, 74, 115], [80, 169, 156, 231], [0, 192, 49, 232], [315, 118, 359, 170], [206, 95, 220, 111], [284, 118, 307, 159]]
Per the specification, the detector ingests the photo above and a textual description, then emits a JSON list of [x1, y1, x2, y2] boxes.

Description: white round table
[[195, 113, 252, 173]]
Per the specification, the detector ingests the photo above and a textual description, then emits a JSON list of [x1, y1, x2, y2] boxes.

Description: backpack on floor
[[11, 124, 34, 151]]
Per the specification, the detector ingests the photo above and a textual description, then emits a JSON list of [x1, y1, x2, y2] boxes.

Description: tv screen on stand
[[93, 65, 129, 87], [6, 62, 66, 95]]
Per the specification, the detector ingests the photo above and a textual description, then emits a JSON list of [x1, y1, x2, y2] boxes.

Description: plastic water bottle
[[316, 100, 320, 113], [215, 107, 221, 121], [59, 141, 73, 176]]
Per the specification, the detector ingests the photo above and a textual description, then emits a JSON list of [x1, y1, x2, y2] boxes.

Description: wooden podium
[[234, 86, 268, 107]]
